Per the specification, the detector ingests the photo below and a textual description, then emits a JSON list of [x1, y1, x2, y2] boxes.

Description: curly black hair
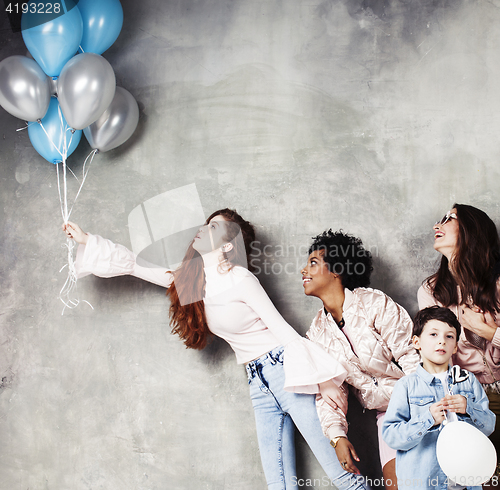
[[308, 230, 373, 290]]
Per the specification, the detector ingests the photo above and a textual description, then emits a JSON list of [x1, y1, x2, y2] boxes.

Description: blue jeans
[[246, 346, 368, 490]]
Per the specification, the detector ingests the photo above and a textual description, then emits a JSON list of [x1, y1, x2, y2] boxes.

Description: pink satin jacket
[[418, 283, 500, 386], [306, 287, 419, 440]]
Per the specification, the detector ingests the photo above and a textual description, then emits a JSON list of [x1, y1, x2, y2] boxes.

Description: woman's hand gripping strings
[[62, 221, 89, 245]]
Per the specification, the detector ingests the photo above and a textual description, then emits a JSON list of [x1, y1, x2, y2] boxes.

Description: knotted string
[[16, 121, 32, 131]]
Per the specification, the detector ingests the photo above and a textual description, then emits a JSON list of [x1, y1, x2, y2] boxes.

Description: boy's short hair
[[413, 306, 461, 338], [308, 230, 373, 291]]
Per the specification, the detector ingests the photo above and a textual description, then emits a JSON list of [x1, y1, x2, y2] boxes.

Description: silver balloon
[[57, 53, 116, 130], [84, 87, 139, 152], [49, 77, 58, 97], [0, 55, 51, 121]]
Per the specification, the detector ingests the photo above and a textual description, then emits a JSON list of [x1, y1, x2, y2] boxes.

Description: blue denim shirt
[[382, 364, 496, 490]]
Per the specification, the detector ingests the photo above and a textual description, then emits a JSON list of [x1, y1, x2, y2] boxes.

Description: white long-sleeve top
[[75, 234, 347, 393]]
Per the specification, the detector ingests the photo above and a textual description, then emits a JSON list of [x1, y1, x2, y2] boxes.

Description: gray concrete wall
[[1, 0, 500, 488]]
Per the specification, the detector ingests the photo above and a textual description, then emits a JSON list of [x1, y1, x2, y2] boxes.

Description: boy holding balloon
[[382, 306, 496, 489]]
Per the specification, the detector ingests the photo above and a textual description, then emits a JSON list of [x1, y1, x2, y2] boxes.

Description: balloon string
[[440, 375, 455, 429], [16, 122, 32, 132], [52, 112, 94, 314], [37, 109, 95, 313], [67, 149, 98, 218], [56, 162, 65, 222], [54, 146, 69, 223], [58, 106, 72, 223], [38, 121, 64, 159], [66, 164, 79, 181], [58, 240, 94, 315]]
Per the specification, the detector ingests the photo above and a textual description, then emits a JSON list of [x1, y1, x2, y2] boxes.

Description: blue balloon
[[28, 97, 82, 164], [77, 0, 124, 55], [21, 1, 83, 77]]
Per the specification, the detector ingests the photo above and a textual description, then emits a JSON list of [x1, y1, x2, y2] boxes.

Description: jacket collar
[[322, 288, 354, 319], [416, 363, 451, 385], [343, 288, 355, 310]]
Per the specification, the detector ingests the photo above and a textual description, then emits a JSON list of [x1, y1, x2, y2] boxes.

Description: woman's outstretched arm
[[62, 221, 173, 288]]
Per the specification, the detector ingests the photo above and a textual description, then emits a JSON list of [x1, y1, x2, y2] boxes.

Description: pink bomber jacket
[[306, 287, 420, 440], [418, 283, 500, 385]]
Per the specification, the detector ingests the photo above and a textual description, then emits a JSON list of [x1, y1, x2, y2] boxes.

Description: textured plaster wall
[[1, 0, 500, 489]]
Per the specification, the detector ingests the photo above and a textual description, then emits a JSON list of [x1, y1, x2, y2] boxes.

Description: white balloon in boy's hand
[[436, 420, 496, 485]]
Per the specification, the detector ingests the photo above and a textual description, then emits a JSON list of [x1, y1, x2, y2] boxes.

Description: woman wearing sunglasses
[[418, 203, 500, 478]]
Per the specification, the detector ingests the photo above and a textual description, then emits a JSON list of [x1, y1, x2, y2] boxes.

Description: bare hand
[[430, 400, 447, 425], [319, 380, 348, 414], [461, 305, 497, 342], [334, 437, 361, 475], [62, 221, 88, 245], [442, 394, 467, 414]]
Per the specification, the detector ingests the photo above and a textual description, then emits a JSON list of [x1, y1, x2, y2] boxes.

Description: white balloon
[[436, 421, 497, 485]]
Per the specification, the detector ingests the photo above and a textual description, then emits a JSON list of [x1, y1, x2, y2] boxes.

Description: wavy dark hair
[[309, 230, 373, 291], [166, 209, 255, 350], [425, 203, 500, 314]]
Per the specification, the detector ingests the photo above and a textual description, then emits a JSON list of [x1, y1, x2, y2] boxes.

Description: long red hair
[[166, 209, 256, 349]]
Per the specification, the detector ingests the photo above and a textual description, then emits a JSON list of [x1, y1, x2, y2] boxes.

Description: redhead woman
[[63, 209, 368, 490], [301, 230, 419, 489], [418, 203, 500, 481]]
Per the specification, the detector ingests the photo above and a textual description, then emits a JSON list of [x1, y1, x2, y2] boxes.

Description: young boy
[[382, 306, 496, 490]]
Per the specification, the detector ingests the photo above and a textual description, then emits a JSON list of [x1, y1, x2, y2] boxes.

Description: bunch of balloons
[[0, 0, 139, 163], [0, 0, 140, 311]]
